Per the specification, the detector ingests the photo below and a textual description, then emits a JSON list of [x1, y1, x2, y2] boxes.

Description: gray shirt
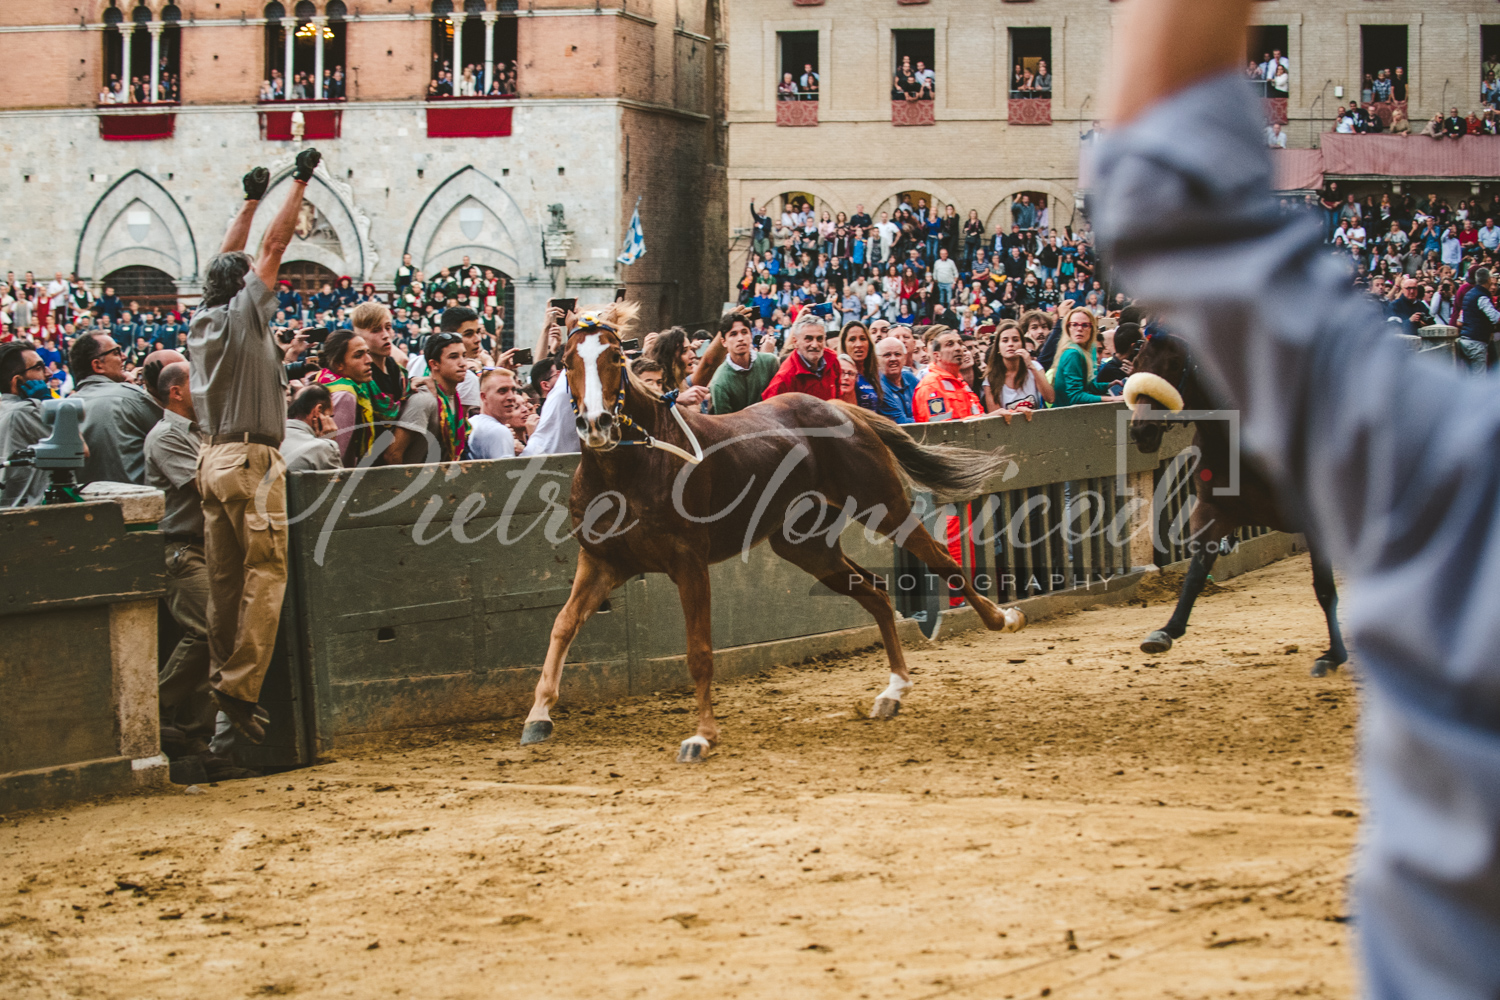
[[188, 270, 287, 442], [0, 394, 49, 507], [143, 408, 204, 536], [281, 418, 342, 473], [1094, 72, 1500, 1000], [392, 388, 445, 465], [72, 374, 162, 485]]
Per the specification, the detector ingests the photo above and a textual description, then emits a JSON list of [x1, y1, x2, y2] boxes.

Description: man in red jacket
[[761, 315, 841, 401], [912, 326, 985, 422]]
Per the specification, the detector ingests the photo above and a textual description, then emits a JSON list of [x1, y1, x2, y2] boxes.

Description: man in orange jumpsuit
[[912, 326, 985, 604]]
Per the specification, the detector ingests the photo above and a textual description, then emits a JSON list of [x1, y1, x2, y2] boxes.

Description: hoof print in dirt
[[677, 737, 710, 763], [869, 697, 901, 720], [519, 720, 554, 746], [1140, 630, 1174, 654]]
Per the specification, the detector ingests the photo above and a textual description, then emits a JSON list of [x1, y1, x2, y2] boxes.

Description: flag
[[617, 200, 646, 265]]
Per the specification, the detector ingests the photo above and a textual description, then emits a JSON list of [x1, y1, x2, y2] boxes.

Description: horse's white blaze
[[878, 672, 913, 702], [576, 333, 609, 420]]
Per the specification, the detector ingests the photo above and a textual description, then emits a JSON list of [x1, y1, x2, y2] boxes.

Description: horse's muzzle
[[576, 412, 621, 451]]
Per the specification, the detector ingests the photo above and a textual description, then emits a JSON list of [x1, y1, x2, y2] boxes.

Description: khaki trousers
[[158, 540, 214, 738], [198, 441, 288, 704]]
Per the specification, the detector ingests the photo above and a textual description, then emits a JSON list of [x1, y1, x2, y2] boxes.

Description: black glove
[[293, 148, 322, 183], [242, 166, 270, 201], [141, 358, 166, 397]]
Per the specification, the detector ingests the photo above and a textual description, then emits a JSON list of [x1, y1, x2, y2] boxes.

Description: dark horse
[[1125, 333, 1348, 678], [520, 309, 1025, 762]]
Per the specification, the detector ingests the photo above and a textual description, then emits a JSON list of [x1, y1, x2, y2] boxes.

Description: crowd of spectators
[[1244, 48, 1289, 98], [258, 64, 348, 101], [428, 56, 518, 98], [1310, 182, 1500, 368], [1009, 60, 1052, 99], [98, 58, 181, 104]]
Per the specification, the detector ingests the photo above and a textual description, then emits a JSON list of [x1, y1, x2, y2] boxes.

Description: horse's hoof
[[677, 736, 710, 764], [519, 720, 554, 745], [1003, 607, 1027, 633], [869, 697, 902, 720], [1140, 631, 1174, 654], [1310, 659, 1340, 678]]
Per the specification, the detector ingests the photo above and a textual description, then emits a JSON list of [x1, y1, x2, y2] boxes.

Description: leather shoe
[[211, 689, 267, 744]]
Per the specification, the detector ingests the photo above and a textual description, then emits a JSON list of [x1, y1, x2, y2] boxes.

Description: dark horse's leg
[[521, 548, 623, 745], [1309, 547, 1348, 678], [671, 560, 717, 763], [769, 535, 914, 719], [1141, 543, 1221, 654]]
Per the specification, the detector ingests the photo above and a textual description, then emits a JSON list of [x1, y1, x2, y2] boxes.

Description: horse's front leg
[[673, 562, 718, 763], [521, 548, 621, 745]]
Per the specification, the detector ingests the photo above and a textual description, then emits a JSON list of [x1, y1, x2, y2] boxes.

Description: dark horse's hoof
[[677, 736, 710, 764], [1310, 659, 1341, 678], [869, 697, 902, 719], [519, 720, 554, 745], [1141, 630, 1174, 655]]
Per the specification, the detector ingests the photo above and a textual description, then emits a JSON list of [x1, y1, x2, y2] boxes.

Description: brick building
[[0, 0, 728, 339], [725, 0, 1499, 298]]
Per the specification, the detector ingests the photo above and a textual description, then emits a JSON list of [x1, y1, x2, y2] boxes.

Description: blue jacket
[[877, 370, 919, 423]]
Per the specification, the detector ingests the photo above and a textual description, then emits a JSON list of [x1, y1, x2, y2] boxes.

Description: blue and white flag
[[617, 200, 646, 265]]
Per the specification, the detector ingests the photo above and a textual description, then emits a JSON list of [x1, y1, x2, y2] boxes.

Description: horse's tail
[[831, 401, 1010, 505]]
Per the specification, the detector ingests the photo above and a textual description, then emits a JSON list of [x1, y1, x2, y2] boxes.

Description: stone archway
[[743, 180, 847, 221], [248, 157, 374, 283], [75, 169, 199, 288], [402, 166, 542, 280], [981, 179, 1079, 234], [865, 179, 966, 221]]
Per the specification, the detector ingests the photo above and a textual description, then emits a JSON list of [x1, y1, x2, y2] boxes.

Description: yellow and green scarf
[[315, 369, 402, 462]]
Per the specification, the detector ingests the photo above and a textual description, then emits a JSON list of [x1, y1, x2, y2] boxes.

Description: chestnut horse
[[520, 311, 1026, 762], [1124, 332, 1347, 677]]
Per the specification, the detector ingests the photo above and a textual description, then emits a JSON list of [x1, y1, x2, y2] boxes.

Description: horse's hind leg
[[672, 561, 718, 763], [1141, 544, 1219, 654], [1309, 548, 1348, 678], [894, 516, 1025, 634], [770, 535, 913, 719], [521, 548, 621, 745]]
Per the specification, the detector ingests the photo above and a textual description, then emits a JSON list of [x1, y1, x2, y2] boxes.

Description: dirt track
[[2, 552, 1363, 999]]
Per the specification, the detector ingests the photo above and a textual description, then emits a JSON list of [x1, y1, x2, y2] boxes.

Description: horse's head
[[563, 313, 629, 451], [1123, 332, 1188, 454]]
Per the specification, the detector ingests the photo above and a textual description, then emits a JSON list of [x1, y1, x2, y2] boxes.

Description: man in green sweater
[[709, 311, 780, 413]]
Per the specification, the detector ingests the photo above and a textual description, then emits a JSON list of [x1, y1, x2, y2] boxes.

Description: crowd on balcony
[[98, 61, 181, 104], [891, 57, 936, 102], [1244, 49, 1290, 98], [1008, 61, 1052, 99], [259, 66, 347, 101], [429, 57, 518, 98]]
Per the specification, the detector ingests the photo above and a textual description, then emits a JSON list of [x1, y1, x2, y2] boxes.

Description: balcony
[[97, 105, 179, 141], [776, 99, 819, 127], [1007, 97, 1052, 126], [891, 99, 935, 126], [259, 108, 343, 141]]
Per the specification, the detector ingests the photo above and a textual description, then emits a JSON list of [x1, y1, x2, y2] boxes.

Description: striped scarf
[[314, 369, 400, 462], [432, 382, 467, 463]]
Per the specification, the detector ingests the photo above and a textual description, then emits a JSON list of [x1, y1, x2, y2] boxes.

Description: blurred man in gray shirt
[[69, 331, 162, 484], [1096, 2, 1500, 996]]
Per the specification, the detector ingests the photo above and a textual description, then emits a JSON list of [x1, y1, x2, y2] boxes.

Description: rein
[[569, 360, 705, 465]]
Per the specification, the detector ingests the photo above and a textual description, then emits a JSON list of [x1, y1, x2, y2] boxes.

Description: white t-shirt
[[993, 364, 1044, 411], [405, 353, 481, 408], [876, 221, 901, 251], [46, 280, 70, 310], [467, 413, 518, 460], [520, 373, 582, 457]]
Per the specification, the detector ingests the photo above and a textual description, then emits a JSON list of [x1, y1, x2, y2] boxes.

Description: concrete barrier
[[0, 499, 169, 812]]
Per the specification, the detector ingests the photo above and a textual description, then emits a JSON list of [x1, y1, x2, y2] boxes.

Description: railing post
[[313, 17, 327, 99], [148, 24, 162, 103], [1128, 468, 1156, 571], [121, 23, 135, 103], [452, 10, 465, 93], [482, 11, 497, 94], [284, 20, 295, 100]]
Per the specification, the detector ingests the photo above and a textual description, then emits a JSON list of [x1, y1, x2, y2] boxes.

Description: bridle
[[1121, 328, 1187, 413], [567, 316, 704, 465]]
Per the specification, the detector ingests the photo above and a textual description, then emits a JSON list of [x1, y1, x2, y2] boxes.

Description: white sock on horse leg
[[878, 673, 913, 702]]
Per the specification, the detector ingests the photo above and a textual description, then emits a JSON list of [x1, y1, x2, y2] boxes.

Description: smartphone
[[302, 326, 329, 344], [548, 297, 576, 315], [512, 347, 534, 366], [619, 338, 640, 352]]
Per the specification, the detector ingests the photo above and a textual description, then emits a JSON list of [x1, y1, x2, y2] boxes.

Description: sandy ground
[[2, 552, 1364, 1000]]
